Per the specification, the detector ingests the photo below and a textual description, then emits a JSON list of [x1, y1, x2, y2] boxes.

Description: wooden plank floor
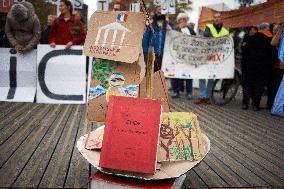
[[0, 97, 284, 188]]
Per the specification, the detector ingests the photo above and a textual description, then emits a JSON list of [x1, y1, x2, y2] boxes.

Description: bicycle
[[211, 67, 242, 106]]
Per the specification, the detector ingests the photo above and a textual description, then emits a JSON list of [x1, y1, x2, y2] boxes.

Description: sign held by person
[[36, 45, 86, 104], [162, 31, 234, 79], [97, 0, 108, 11], [0, 48, 37, 102]]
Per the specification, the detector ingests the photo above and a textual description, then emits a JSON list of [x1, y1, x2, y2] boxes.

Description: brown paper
[[87, 56, 144, 122], [84, 11, 145, 63], [139, 71, 171, 112], [158, 112, 207, 162]]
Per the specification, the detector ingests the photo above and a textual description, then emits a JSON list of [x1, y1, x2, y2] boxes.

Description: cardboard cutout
[[87, 54, 145, 122], [84, 11, 145, 63]]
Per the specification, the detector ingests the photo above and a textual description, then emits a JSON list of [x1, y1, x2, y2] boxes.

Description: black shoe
[[171, 93, 180, 98], [252, 106, 260, 111], [242, 104, 248, 110]]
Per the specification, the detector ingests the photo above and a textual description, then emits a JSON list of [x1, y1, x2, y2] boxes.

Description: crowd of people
[[3, 0, 86, 53], [1, 0, 283, 112]]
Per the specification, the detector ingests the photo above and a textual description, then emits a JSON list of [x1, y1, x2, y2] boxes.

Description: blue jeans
[[172, 79, 192, 95], [199, 79, 213, 98]]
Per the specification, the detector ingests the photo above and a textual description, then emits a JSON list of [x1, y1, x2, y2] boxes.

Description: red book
[[99, 96, 162, 174]]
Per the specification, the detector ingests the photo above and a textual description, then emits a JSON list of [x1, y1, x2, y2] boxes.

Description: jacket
[[5, 2, 41, 51], [48, 14, 85, 45], [142, 15, 172, 62], [204, 24, 229, 38]]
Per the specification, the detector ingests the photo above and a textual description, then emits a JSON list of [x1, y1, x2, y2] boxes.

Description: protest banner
[[130, 3, 140, 12], [97, 0, 108, 11], [84, 11, 145, 63], [36, 45, 86, 104], [0, 0, 13, 13], [162, 31, 234, 79], [0, 48, 36, 102]]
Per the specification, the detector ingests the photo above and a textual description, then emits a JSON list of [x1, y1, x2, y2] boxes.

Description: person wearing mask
[[171, 13, 196, 99], [142, 6, 172, 72], [195, 13, 229, 104], [40, 15, 56, 44], [241, 23, 277, 111], [48, 0, 85, 49], [267, 24, 284, 110], [5, 1, 41, 54]]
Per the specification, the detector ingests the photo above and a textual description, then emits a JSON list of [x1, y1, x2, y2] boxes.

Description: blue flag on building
[[279, 29, 284, 64], [271, 76, 284, 117]]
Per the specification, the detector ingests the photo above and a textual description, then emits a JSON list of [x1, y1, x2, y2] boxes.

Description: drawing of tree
[[92, 59, 114, 88]]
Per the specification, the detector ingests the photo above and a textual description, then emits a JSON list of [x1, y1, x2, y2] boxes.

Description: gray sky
[[85, 0, 266, 26]]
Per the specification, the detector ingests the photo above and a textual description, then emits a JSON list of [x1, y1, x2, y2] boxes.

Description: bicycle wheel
[[211, 74, 240, 106]]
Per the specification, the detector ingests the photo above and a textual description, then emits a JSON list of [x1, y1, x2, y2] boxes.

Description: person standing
[[48, 0, 85, 49], [195, 13, 229, 104], [241, 23, 278, 111], [40, 15, 56, 44], [267, 24, 284, 110], [5, 1, 41, 54], [171, 13, 196, 99], [142, 6, 172, 72]]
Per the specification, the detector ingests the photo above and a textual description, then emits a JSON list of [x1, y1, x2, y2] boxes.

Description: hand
[[65, 41, 73, 49], [19, 47, 28, 54], [166, 24, 172, 31], [15, 44, 23, 52], [50, 42, 56, 48]]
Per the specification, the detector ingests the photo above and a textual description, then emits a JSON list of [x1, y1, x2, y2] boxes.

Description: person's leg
[[199, 79, 206, 98], [186, 79, 193, 95], [185, 79, 193, 99], [171, 79, 180, 98], [252, 82, 265, 111], [267, 69, 284, 110], [195, 79, 206, 104], [206, 79, 214, 98]]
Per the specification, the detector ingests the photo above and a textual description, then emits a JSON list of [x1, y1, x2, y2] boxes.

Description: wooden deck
[[0, 97, 284, 188]]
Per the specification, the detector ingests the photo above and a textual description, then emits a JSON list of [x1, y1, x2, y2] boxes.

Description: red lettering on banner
[[207, 54, 221, 62], [0, 0, 13, 13]]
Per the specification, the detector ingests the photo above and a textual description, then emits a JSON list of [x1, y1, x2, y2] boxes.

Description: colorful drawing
[[158, 112, 206, 162], [92, 59, 114, 88], [89, 85, 107, 99]]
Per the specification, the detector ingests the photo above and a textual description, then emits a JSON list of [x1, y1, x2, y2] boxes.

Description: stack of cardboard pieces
[[80, 10, 210, 180]]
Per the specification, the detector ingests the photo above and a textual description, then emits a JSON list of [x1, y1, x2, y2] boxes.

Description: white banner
[[97, 0, 109, 11], [0, 48, 36, 102], [162, 31, 235, 79], [153, 0, 162, 6], [168, 0, 176, 14], [161, 0, 168, 15], [36, 45, 86, 104], [177, 0, 188, 4], [130, 3, 140, 12]]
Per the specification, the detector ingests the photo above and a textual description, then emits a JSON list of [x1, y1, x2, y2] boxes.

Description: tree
[[238, 0, 254, 7], [27, 0, 56, 29]]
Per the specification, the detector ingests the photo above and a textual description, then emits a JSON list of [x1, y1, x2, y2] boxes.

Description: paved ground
[[0, 96, 283, 188]]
